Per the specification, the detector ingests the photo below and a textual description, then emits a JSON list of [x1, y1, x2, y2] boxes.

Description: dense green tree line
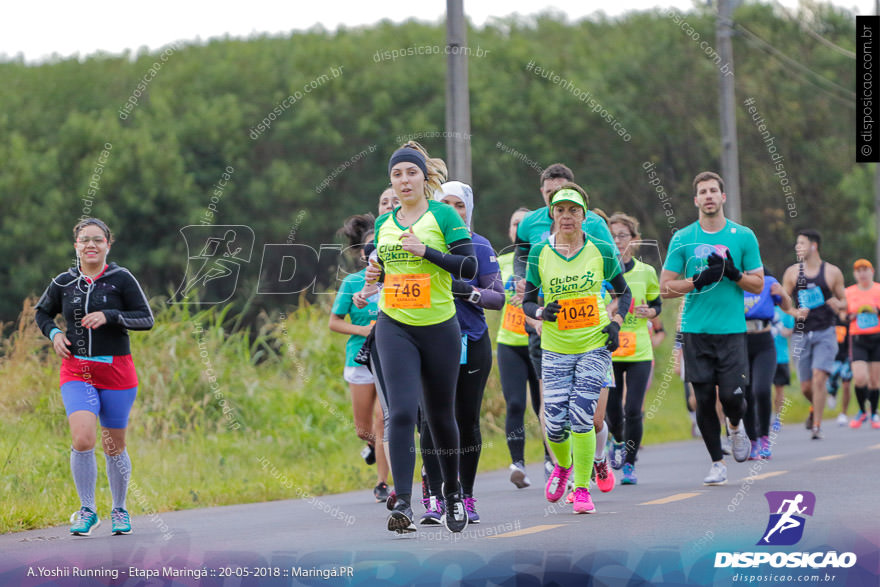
[[0, 2, 863, 322]]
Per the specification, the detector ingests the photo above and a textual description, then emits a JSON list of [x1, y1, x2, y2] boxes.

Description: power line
[[771, 0, 856, 60], [734, 22, 855, 101]]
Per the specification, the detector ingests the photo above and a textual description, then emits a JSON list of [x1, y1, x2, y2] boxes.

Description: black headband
[[388, 147, 428, 178]]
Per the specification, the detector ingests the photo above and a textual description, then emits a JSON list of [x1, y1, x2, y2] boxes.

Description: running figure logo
[[758, 491, 816, 546], [172, 225, 254, 304]]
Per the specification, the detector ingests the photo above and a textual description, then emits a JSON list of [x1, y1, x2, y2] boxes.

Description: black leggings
[[375, 313, 461, 502], [498, 343, 542, 465], [745, 332, 775, 439], [422, 330, 493, 497], [693, 381, 746, 462], [368, 344, 390, 439], [606, 360, 653, 466]]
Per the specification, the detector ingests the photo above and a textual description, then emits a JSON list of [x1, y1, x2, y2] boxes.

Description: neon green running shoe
[[69, 507, 101, 536]]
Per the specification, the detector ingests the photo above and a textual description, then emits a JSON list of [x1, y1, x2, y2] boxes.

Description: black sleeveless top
[[794, 261, 834, 332]]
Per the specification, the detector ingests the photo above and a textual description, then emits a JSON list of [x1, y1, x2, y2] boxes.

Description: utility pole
[[445, 0, 472, 184], [717, 0, 741, 221]]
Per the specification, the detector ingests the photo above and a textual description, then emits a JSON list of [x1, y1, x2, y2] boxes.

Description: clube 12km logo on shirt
[[714, 492, 857, 569]]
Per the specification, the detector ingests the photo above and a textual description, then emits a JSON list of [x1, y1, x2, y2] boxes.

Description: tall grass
[[0, 297, 816, 534]]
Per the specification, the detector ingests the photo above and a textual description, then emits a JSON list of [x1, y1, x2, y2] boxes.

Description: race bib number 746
[[385, 274, 431, 309]]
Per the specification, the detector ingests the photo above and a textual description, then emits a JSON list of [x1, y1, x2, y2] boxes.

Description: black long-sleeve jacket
[[35, 263, 154, 357]]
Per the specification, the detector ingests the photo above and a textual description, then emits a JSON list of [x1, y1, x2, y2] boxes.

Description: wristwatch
[[467, 289, 482, 304]]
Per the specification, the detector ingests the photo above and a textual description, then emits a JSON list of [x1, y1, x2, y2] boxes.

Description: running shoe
[[811, 426, 824, 440], [509, 462, 530, 489], [386, 490, 397, 511], [730, 425, 750, 463], [594, 457, 615, 493], [545, 463, 573, 503], [463, 495, 480, 524], [825, 393, 837, 410], [805, 408, 814, 430], [720, 436, 732, 455], [621, 463, 637, 485], [572, 487, 596, 514], [609, 441, 626, 470], [703, 462, 727, 486], [419, 496, 445, 525], [110, 508, 132, 535], [387, 499, 416, 534], [771, 414, 782, 433], [361, 443, 375, 465], [373, 482, 390, 502], [69, 507, 101, 536], [871, 414, 880, 429], [443, 486, 468, 533], [850, 412, 867, 429], [759, 436, 771, 460], [837, 413, 849, 427], [748, 440, 761, 461], [565, 491, 575, 504], [543, 456, 554, 483]]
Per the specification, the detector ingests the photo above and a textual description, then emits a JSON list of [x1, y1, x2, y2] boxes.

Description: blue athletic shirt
[[744, 276, 782, 321], [454, 232, 500, 340]]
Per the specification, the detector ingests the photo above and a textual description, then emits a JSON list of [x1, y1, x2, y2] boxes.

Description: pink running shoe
[[545, 464, 573, 502], [572, 487, 596, 514], [565, 491, 575, 504], [850, 412, 867, 429], [594, 458, 615, 493]]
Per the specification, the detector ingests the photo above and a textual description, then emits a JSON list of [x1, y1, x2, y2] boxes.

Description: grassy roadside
[[0, 298, 822, 534]]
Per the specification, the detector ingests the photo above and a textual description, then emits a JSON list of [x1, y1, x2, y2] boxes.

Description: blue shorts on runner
[[61, 381, 138, 428]]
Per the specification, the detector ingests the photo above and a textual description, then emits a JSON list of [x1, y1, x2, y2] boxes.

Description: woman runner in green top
[[522, 184, 631, 514], [366, 141, 477, 534]]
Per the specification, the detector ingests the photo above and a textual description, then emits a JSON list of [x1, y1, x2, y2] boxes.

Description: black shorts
[[682, 332, 749, 388], [773, 363, 790, 387], [852, 333, 880, 362]]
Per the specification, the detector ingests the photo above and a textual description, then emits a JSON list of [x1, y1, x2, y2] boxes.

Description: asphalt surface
[[1, 419, 878, 586]]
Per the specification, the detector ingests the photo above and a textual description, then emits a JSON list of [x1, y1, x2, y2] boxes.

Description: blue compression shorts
[[60, 380, 138, 428]]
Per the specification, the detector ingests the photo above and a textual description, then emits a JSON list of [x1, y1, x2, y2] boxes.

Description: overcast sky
[[1, 0, 871, 63]]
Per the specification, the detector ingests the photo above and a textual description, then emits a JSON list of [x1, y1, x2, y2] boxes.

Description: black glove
[[602, 321, 621, 352], [722, 249, 742, 282], [451, 280, 474, 298], [692, 253, 725, 290], [542, 300, 561, 322]]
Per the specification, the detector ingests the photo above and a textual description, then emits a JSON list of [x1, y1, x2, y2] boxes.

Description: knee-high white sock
[[70, 447, 97, 511], [104, 449, 131, 510], [594, 425, 608, 460]]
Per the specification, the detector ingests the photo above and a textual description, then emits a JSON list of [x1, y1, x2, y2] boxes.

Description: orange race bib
[[557, 296, 600, 331], [502, 304, 527, 335], [612, 331, 637, 357], [836, 325, 847, 343], [385, 274, 431, 309]]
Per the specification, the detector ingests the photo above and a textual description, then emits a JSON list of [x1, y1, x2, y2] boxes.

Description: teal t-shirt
[[527, 233, 622, 354], [331, 269, 380, 367], [663, 219, 762, 334], [517, 206, 614, 250]]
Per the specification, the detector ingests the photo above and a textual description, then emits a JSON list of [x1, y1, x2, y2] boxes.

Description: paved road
[[2, 422, 878, 586]]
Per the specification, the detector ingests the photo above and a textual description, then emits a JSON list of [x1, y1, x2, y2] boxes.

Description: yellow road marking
[[639, 492, 702, 506], [741, 470, 788, 482], [869, 443, 880, 450], [489, 524, 565, 539], [815, 454, 844, 461]]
